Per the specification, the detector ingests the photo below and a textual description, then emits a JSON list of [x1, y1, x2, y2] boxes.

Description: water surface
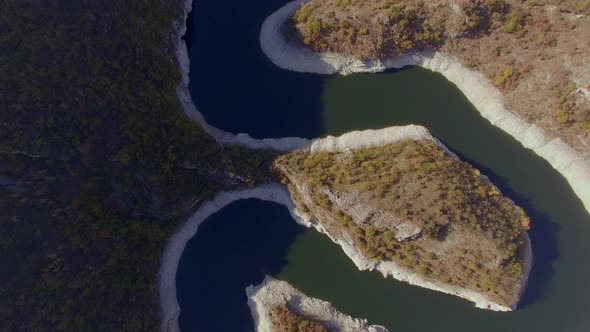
[[178, 0, 590, 331]]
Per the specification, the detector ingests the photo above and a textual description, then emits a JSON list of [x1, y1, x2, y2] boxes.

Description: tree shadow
[[446, 144, 561, 309], [381, 65, 417, 75], [176, 199, 305, 332]]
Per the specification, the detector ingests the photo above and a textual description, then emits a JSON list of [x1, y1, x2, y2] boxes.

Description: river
[[177, 0, 590, 331]]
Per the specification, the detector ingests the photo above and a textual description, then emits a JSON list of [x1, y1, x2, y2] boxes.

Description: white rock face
[[260, 0, 590, 216], [309, 125, 435, 153], [246, 276, 389, 332]]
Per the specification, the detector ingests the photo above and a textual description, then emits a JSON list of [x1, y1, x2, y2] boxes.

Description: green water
[[275, 68, 590, 332], [177, 0, 590, 331]]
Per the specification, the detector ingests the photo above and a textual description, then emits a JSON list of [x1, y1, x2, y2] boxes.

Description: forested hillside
[[0, 1, 272, 330]]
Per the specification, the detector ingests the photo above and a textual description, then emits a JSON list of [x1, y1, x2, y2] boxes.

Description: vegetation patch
[[270, 304, 328, 332], [290, 0, 446, 59]]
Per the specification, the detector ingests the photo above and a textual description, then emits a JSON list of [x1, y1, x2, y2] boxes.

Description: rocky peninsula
[[260, 0, 590, 216], [246, 276, 388, 332]]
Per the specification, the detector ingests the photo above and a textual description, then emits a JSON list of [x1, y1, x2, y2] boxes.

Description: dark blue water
[[176, 200, 302, 332], [178, 0, 590, 331], [187, 0, 324, 139]]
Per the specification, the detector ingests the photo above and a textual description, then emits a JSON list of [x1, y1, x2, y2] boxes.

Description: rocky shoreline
[[246, 276, 389, 332], [260, 0, 590, 216]]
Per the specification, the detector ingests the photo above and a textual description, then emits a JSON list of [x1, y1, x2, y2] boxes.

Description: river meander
[[177, 0, 590, 331]]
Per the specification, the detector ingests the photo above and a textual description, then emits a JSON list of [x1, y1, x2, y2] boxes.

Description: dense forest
[[0, 0, 273, 330]]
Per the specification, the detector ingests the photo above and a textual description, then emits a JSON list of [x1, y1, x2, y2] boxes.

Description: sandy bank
[[246, 275, 389, 332], [260, 0, 590, 216]]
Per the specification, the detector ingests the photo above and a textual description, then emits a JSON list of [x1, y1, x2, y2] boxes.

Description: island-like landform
[[246, 275, 388, 332]]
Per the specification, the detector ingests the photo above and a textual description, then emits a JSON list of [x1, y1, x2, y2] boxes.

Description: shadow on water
[[176, 200, 303, 332], [186, 0, 325, 139]]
